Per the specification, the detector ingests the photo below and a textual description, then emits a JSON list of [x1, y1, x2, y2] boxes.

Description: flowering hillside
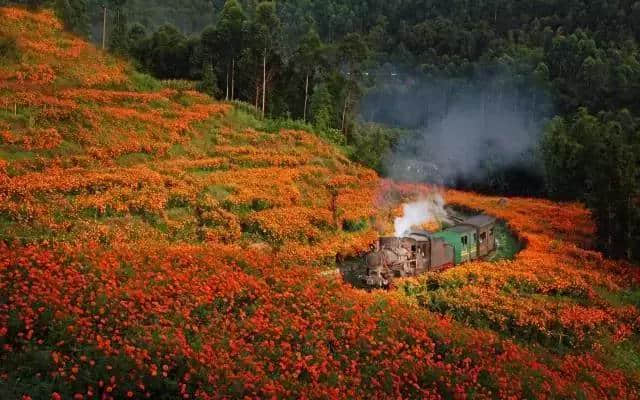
[[1, 7, 639, 400]]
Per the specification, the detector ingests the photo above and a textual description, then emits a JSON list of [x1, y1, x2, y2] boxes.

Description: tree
[[127, 22, 148, 65], [55, 0, 91, 37], [296, 26, 323, 122], [310, 83, 333, 132], [200, 24, 218, 69], [144, 24, 191, 78], [198, 61, 220, 98], [109, 3, 128, 55], [22, 0, 47, 10], [253, 1, 281, 118], [215, 0, 246, 100], [542, 108, 640, 260], [338, 32, 369, 136], [541, 109, 596, 200]]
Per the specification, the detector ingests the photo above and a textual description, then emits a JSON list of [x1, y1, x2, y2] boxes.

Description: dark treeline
[[4, 0, 640, 260]]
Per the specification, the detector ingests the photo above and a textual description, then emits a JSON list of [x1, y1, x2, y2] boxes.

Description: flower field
[[1, 7, 640, 400]]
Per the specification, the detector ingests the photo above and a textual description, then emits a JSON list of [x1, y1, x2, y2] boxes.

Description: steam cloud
[[361, 71, 551, 190], [394, 193, 451, 237]]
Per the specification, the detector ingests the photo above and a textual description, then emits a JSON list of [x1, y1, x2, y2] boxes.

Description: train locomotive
[[362, 214, 497, 288]]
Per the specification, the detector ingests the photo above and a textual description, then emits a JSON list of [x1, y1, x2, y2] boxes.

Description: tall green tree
[[55, 0, 91, 37], [295, 26, 323, 122], [214, 0, 246, 100], [338, 32, 369, 135], [108, 2, 128, 55], [144, 24, 191, 78], [253, 1, 281, 118], [198, 60, 220, 97], [310, 83, 334, 132]]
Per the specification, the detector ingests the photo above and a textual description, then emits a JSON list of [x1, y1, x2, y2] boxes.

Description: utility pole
[[102, 6, 107, 50]]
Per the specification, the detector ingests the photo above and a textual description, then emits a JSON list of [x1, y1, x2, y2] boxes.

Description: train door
[[479, 231, 488, 256], [460, 234, 470, 262]]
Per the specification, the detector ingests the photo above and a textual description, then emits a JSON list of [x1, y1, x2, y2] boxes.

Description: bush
[[129, 71, 161, 91], [195, 62, 219, 97], [0, 37, 19, 65], [164, 79, 197, 91], [260, 118, 314, 134], [229, 101, 262, 120], [342, 218, 368, 232], [349, 122, 405, 174], [317, 127, 346, 146]]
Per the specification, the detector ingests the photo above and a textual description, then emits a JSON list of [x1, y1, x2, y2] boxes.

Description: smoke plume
[[394, 193, 451, 237], [361, 70, 551, 194]]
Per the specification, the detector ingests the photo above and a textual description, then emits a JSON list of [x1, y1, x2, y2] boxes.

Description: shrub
[[261, 118, 314, 134], [0, 37, 19, 65], [129, 71, 161, 91], [342, 218, 368, 232], [165, 79, 197, 91]]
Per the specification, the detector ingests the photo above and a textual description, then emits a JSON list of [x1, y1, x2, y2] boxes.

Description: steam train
[[362, 214, 497, 288]]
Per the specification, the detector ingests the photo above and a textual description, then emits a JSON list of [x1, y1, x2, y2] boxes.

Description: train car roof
[[463, 214, 496, 227], [408, 230, 434, 238], [445, 225, 477, 234], [406, 234, 431, 242]]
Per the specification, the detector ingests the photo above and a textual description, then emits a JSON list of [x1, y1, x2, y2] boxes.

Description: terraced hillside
[[0, 7, 639, 400]]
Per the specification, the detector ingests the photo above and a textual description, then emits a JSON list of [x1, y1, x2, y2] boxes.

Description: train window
[[473, 233, 478, 242], [461, 236, 468, 245], [411, 245, 416, 252], [490, 228, 494, 236], [480, 232, 487, 243]]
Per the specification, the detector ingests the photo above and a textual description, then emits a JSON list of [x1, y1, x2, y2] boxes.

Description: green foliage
[[109, 7, 129, 55], [1, 0, 47, 10], [54, 0, 90, 37], [0, 36, 20, 65], [128, 71, 161, 91], [134, 24, 195, 79], [197, 61, 220, 98], [213, 0, 245, 59], [542, 108, 640, 260], [348, 123, 402, 174], [342, 218, 368, 232], [309, 83, 333, 132], [253, 1, 280, 51], [160, 79, 195, 90], [259, 118, 312, 134]]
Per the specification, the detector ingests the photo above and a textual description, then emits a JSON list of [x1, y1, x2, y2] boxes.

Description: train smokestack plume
[[394, 194, 451, 237]]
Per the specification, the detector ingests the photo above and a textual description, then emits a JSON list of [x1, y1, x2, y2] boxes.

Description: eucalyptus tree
[[215, 0, 246, 100], [252, 1, 281, 118], [295, 26, 323, 122], [337, 32, 369, 135]]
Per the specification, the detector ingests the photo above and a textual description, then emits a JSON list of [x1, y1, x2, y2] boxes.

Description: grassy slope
[[0, 7, 639, 400]]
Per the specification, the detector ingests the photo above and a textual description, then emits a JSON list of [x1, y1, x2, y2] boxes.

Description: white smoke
[[394, 194, 451, 237]]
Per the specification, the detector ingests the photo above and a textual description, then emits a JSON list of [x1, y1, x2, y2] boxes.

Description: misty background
[[359, 66, 553, 196]]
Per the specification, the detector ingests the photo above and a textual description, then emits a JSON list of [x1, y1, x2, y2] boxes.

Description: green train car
[[431, 225, 478, 264], [432, 214, 497, 263]]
